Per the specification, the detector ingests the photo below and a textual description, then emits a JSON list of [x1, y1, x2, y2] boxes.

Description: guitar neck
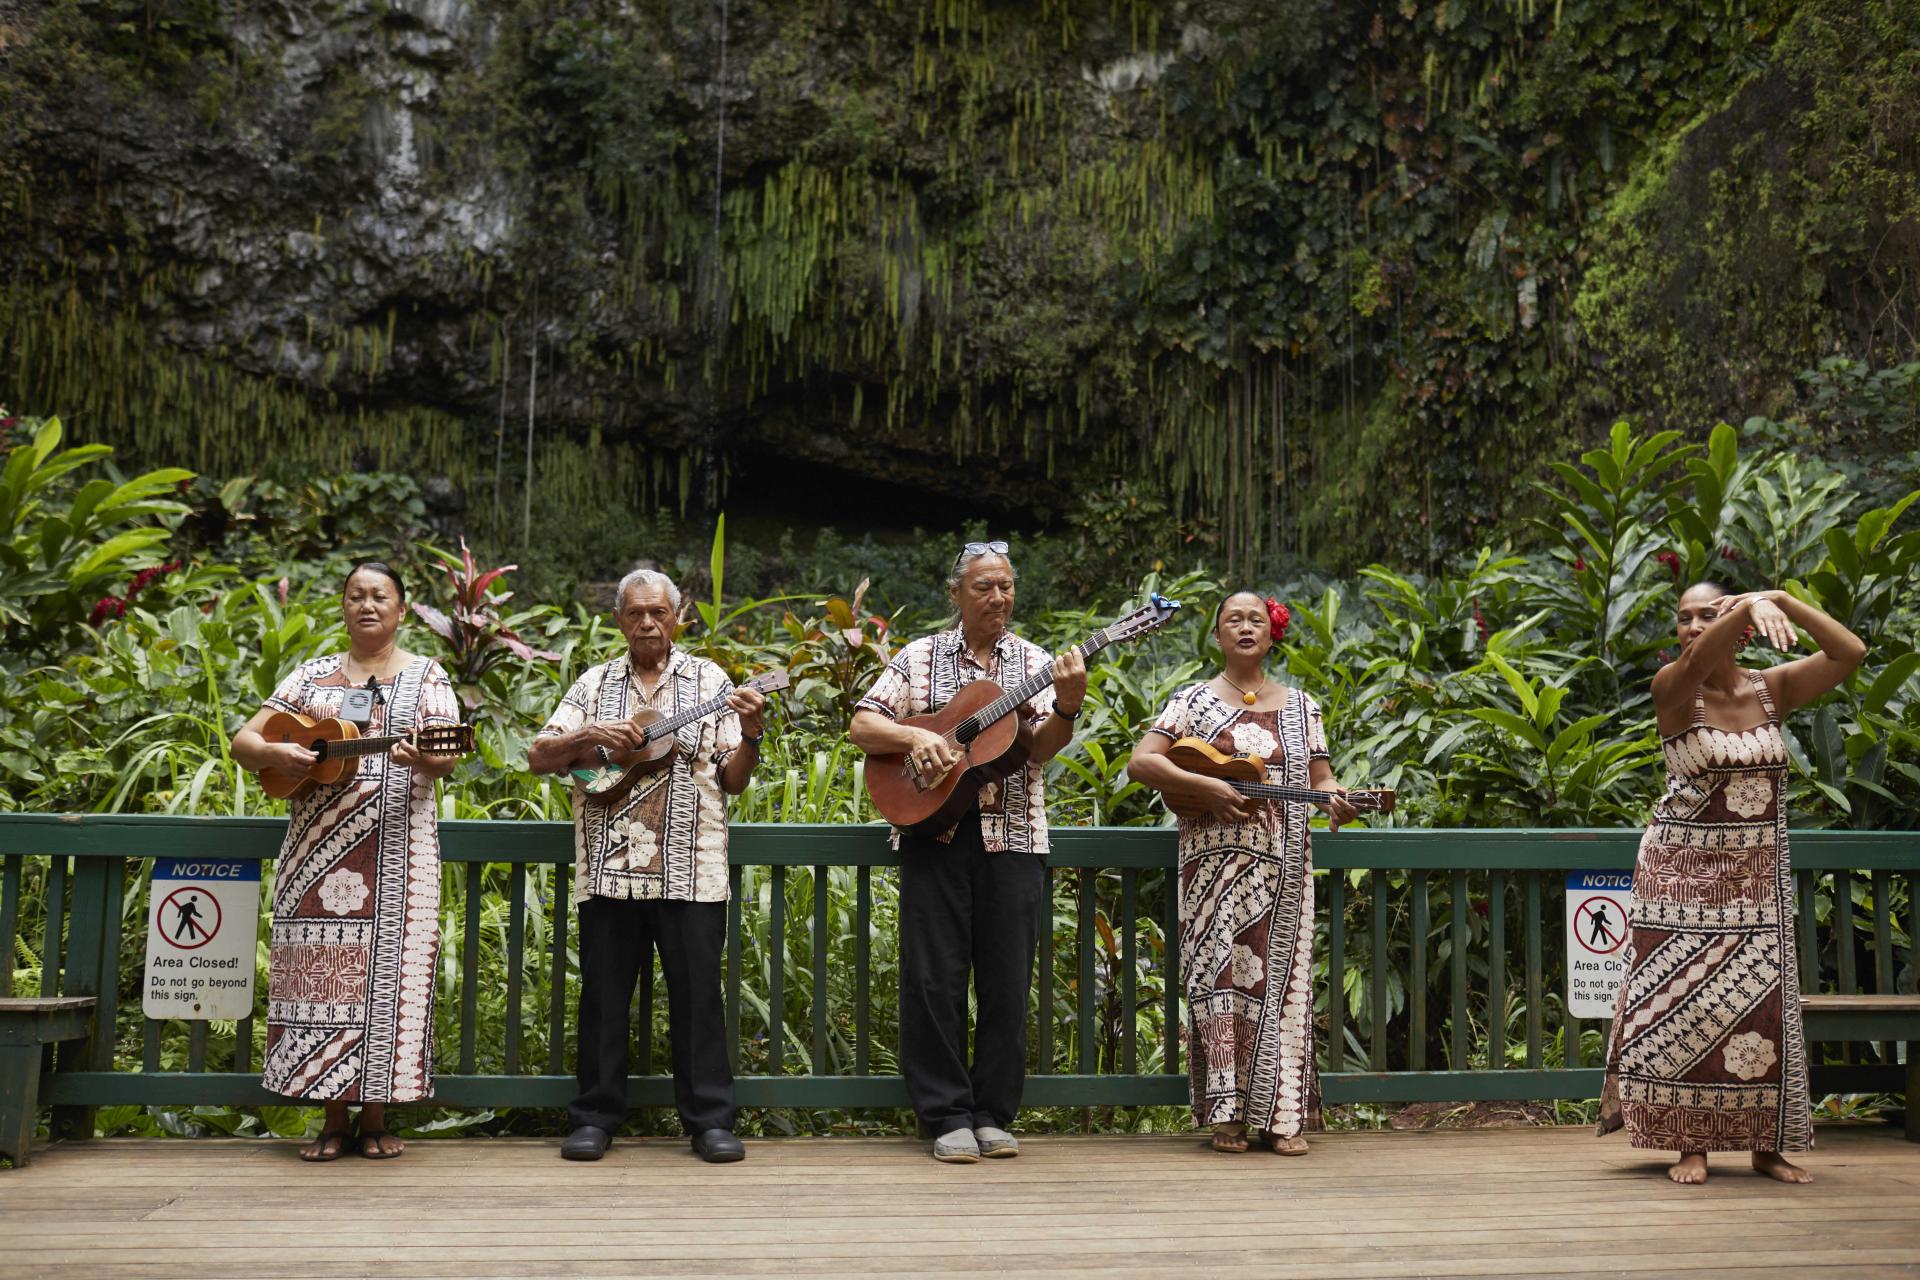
[[977, 632, 1106, 727]]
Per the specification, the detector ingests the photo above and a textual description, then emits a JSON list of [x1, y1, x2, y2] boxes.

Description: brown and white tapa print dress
[[261, 655, 457, 1103], [1147, 683, 1326, 1138], [1599, 670, 1812, 1152]]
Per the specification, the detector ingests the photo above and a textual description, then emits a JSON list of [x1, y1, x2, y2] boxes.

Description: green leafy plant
[[0, 415, 191, 650]]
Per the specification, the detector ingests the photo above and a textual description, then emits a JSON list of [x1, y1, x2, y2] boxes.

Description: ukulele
[[256, 711, 475, 800], [1159, 736, 1394, 820], [569, 668, 791, 808], [865, 594, 1182, 837]]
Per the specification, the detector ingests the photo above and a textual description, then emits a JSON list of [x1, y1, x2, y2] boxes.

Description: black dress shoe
[[690, 1128, 745, 1163], [561, 1126, 611, 1161]]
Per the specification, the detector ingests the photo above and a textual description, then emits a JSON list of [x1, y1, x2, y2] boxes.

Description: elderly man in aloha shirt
[[527, 569, 766, 1165], [849, 541, 1088, 1164]]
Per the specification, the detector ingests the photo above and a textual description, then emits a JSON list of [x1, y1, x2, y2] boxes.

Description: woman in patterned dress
[[230, 563, 461, 1162], [1128, 591, 1356, 1155], [1599, 582, 1863, 1185]]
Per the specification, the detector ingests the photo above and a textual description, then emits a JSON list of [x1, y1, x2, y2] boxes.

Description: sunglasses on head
[[954, 540, 1009, 569]]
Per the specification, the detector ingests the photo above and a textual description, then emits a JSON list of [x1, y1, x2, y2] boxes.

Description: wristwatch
[[1054, 703, 1082, 721], [742, 731, 764, 747]]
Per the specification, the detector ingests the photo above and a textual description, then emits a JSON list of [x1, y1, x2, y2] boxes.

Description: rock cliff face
[[3, 1, 1915, 568], [7, 0, 1166, 514]]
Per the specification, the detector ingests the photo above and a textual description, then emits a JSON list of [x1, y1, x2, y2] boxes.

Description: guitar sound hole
[[954, 718, 980, 745]]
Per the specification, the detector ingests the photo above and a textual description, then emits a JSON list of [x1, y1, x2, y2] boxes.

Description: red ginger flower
[[1265, 597, 1290, 643], [1654, 550, 1680, 580]]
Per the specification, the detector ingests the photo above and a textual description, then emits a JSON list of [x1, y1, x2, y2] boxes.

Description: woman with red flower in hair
[[1127, 591, 1356, 1156]]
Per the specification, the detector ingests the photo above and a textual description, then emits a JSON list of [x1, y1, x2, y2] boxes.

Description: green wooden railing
[[0, 815, 1913, 1137]]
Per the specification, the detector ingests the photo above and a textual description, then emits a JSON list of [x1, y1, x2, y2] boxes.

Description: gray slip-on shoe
[[932, 1128, 981, 1164], [974, 1126, 1019, 1158]]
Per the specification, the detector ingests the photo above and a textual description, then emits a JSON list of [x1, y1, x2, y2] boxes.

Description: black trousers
[[898, 813, 1046, 1136], [568, 896, 735, 1136]]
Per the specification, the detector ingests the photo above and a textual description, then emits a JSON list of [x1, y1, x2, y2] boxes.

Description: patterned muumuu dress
[[260, 655, 458, 1103], [1599, 670, 1812, 1152], [1147, 683, 1326, 1138]]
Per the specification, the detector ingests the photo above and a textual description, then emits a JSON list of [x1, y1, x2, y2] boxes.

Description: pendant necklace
[[1221, 674, 1264, 706]]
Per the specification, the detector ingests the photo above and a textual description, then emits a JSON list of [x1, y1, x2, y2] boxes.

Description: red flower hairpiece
[[1265, 597, 1290, 643]]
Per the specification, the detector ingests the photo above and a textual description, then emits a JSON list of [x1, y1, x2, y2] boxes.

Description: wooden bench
[[0, 996, 98, 1169], [1802, 994, 1920, 1142]]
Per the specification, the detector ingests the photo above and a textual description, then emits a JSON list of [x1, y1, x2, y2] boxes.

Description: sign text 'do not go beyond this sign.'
[[142, 857, 260, 1020]]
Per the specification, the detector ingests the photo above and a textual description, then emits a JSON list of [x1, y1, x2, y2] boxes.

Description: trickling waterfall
[[703, 0, 733, 513]]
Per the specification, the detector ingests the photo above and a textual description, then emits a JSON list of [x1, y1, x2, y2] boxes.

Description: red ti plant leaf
[[468, 566, 515, 601], [410, 602, 456, 643]]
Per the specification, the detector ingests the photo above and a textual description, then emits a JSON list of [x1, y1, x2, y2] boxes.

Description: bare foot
[[1668, 1152, 1709, 1184], [1752, 1151, 1812, 1184], [1210, 1124, 1248, 1154]]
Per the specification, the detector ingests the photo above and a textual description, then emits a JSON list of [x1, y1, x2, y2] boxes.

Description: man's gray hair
[[947, 545, 1017, 590], [615, 568, 682, 615]]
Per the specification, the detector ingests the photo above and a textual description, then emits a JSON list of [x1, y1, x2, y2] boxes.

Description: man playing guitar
[[849, 540, 1086, 1163]]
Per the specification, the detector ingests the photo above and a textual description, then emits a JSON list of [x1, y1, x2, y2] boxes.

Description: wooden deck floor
[[3, 1126, 1919, 1278]]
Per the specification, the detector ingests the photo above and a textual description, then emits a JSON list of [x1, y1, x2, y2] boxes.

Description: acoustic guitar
[[256, 711, 475, 800], [865, 594, 1182, 837], [569, 668, 791, 808], [1160, 736, 1394, 820]]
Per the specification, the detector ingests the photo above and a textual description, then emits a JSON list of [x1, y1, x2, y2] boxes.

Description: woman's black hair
[[1680, 579, 1729, 600], [345, 561, 406, 601]]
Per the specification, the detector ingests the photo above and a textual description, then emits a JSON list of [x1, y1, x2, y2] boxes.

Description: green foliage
[[0, 415, 190, 650], [1576, 1, 1920, 443], [779, 578, 899, 736], [7, 418, 1919, 1137]]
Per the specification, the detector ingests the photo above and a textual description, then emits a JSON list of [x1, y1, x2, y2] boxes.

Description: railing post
[[1409, 874, 1428, 1071], [0, 854, 20, 999], [811, 865, 829, 1077], [1369, 871, 1388, 1071], [1328, 874, 1346, 1073], [52, 855, 118, 1142]]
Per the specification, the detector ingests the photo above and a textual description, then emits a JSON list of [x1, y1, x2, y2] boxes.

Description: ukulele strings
[[627, 675, 778, 746]]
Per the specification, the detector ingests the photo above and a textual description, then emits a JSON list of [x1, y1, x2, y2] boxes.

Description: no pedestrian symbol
[[142, 857, 259, 1020], [157, 886, 222, 949], [1573, 897, 1625, 954], [1564, 871, 1633, 1019]]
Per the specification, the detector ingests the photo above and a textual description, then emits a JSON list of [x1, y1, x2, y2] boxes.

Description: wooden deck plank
[[2, 1128, 1915, 1278]]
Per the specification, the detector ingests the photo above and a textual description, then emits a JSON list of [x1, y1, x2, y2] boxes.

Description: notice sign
[[1565, 870, 1633, 1019], [143, 858, 260, 1019]]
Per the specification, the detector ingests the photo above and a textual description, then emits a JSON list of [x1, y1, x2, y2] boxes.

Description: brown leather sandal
[[1209, 1126, 1249, 1153]]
